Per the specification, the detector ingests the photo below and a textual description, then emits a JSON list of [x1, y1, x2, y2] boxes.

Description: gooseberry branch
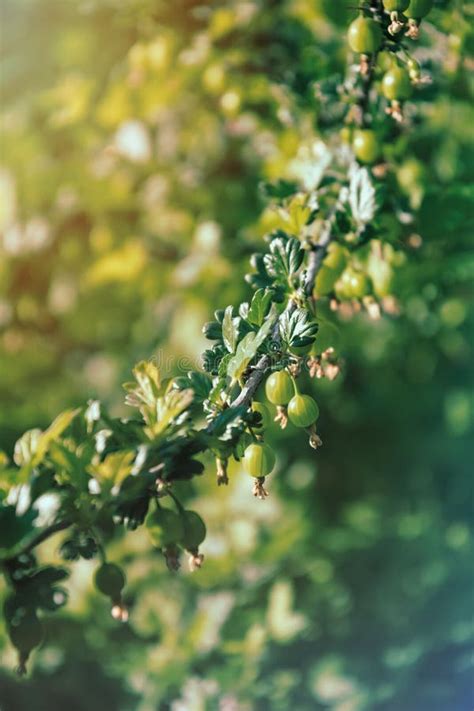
[[1, 0, 441, 674]]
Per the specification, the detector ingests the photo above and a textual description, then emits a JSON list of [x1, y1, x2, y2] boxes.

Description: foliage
[[0, 0, 473, 709]]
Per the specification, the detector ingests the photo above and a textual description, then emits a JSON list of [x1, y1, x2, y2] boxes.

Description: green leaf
[[146, 388, 194, 439], [0, 505, 38, 554], [259, 179, 298, 201], [247, 289, 273, 327], [89, 451, 135, 487], [124, 360, 162, 411], [227, 306, 277, 382], [210, 406, 247, 437], [181, 371, 212, 402], [263, 234, 304, 287], [348, 165, 376, 227], [279, 308, 319, 348], [13, 409, 80, 473], [173, 373, 209, 401], [48, 441, 91, 489], [13, 429, 42, 467], [218, 353, 233, 378], [222, 305, 239, 353]]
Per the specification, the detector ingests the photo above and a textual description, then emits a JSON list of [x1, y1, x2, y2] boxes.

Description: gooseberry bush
[[0, 0, 448, 675]]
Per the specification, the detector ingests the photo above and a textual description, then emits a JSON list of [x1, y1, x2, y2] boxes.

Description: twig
[[230, 211, 340, 410], [1, 519, 71, 566]]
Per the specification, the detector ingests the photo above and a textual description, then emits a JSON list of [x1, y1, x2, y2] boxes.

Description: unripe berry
[[181, 510, 206, 550], [407, 57, 421, 80], [265, 370, 294, 406], [94, 563, 126, 598], [145, 507, 184, 547], [383, 0, 409, 10], [287, 394, 320, 428], [347, 16, 382, 54], [352, 129, 382, 164], [382, 65, 413, 101], [242, 443, 276, 478], [9, 613, 44, 653], [405, 0, 433, 19], [336, 267, 370, 300]]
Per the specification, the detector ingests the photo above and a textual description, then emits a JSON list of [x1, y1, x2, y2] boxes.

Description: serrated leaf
[[202, 344, 228, 375], [263, 234, 304, 288], [13, 409, 80, 473], [186, 371, 213, 401], [222, 305, 239, 353], [279, 309, 319, 348], [210, 406, 247, 437], [146, 388, 194, 439], [48, 441, 91, 489], [247, 289, 273, 327], [173, 371, 212, 402], [124, 360, 162, 410], [89, 450, 135, 487], [227, 306, 277, 382], [348, 165, 376, 227], [218, 353, 233, 378]]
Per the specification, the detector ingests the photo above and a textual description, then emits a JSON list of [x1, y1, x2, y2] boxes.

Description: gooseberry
[[405, 0, 433, 19], [407, 57, 421, 80], [94, 562, 126, 598], [287, 394, 320, 428], [382, 65, 412, 101], [265, 370, 295, 406], [242, 443, 276, 478], [181, 510, 206, 550], [383, 0, 409, 10], [352, 129, 381, 163], [336, 267, 370, 300], [347, 15, 382, 54], [145, 507, 184, 547], [8, 612, 44, 653], [367, 255, 394, 298]]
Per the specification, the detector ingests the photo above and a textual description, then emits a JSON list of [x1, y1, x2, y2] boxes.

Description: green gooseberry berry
[[336, 267, 370, 300], [287, 394, 320, 428], [347, 15, 382, 54], [242, 443, 276, 478], [405, 0, 433, 19], [145, 507, 184, 547], [352, 129, 382, 164], [94, 562, 126, 598], [382, 65, 413, 101], [383, 0, 409, 11], [181, 510, 206, 550], [265, 370, 295, 406], [8, 612, 44, 653]]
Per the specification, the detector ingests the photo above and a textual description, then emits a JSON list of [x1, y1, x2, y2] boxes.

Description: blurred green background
[[0, 0, 473, 709]]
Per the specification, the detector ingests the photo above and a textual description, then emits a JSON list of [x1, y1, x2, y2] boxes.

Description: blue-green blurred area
[[0, 0, 473, 709]]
